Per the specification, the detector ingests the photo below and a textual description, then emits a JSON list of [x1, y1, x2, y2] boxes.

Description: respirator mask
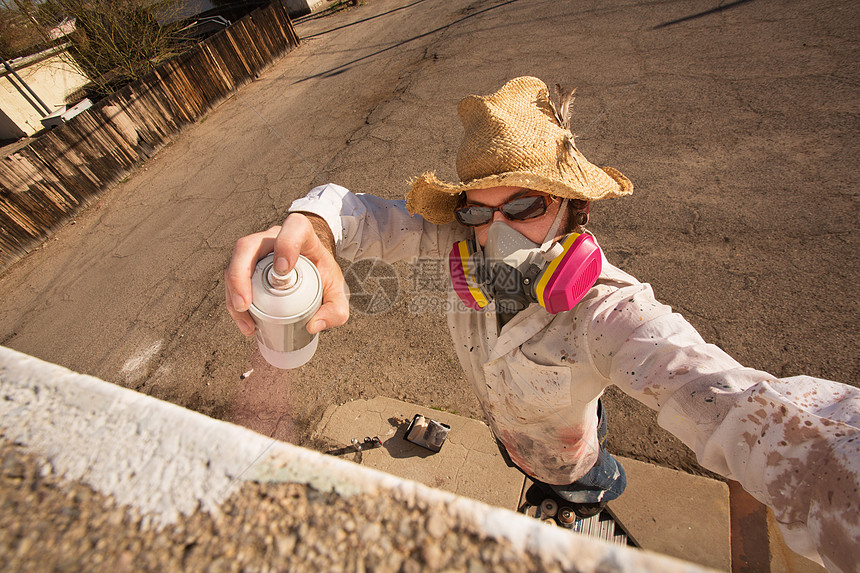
[[449, 199, 602, 315]]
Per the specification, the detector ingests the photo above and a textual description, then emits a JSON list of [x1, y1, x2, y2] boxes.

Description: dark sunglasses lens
[[454, 205, 493, 226], [501, 196, 547, 220]]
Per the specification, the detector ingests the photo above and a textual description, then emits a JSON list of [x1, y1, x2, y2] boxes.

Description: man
[[226, 76, 858, 571]]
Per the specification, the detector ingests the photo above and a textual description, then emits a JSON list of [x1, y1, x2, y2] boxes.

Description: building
[[0, 42, 90, 143]]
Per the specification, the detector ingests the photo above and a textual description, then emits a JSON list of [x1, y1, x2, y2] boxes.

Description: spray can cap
[[250, 254, 321, 322], [267, 266, 298, 290]]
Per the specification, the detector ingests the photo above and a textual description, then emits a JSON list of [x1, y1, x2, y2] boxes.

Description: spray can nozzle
[[267, 266, 298, 290]]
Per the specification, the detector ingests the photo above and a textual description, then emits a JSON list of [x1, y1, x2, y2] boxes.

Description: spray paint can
[[557, 506, 577, 529], [248, 253, 323, 369]]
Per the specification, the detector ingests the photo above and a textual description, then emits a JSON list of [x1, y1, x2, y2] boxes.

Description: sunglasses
[[454, 194, 551, 227]]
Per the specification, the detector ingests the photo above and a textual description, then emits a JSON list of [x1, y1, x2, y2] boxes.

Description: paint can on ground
[[248, 253, 322, 369]]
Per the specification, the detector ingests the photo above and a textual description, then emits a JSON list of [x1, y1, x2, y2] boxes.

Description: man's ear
[[566, 200, 590, 225]]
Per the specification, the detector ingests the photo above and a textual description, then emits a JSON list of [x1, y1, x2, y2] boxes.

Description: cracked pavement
[[0, 0, 857, 475]]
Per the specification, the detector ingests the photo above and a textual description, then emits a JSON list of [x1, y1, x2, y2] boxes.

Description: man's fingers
[[272, 215, 308, 274], [308, 240, 350, 334], [227, 214, 349, 338], [271, 213, 350, 335], [224, 227, 280, 335], [226, 229, 279, 307], [272, 214, 332, 274], [224, 281, 256, 336], [308, 277, 350, 334]]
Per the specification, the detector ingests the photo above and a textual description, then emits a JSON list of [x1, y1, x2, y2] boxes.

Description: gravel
[[0, 439, 558, 573]]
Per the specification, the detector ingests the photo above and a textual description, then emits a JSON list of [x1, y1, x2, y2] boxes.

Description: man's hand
[[224, 213, 349, 337]]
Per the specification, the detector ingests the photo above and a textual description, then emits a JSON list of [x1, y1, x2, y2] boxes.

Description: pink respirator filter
[[535, 233, 602, 314]]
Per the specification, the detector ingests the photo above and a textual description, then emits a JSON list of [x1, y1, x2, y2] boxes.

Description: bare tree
[[0, 0, 46, 59], [3, 0, 192, 97], [66, 0, 190, 92]]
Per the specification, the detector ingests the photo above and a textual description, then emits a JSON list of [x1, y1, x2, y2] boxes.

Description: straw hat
[[406, 76, 633, 224]]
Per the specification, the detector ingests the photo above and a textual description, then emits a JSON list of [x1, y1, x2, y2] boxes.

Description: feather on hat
[[406, 76, 632, 224]]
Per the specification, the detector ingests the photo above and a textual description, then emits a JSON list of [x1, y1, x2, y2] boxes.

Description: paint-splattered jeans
[[501, 400, 628, 504]]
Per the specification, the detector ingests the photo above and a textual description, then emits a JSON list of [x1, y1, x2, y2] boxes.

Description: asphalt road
[[0, 0, 857, 474]]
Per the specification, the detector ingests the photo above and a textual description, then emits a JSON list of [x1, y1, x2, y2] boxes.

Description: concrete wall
[[0, 345, 714, 572], [0, 45, 91, 140], [0, 1, 300, 274]]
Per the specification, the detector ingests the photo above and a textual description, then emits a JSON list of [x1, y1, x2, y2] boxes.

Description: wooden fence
[[0, 1, 300, 273]]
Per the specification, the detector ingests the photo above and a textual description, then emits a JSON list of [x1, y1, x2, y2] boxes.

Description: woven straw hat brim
[[405, 76, 634, 224], [407, 166, 632, 225]]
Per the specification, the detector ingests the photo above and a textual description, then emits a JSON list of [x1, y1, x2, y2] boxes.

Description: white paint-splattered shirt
[[291, 184, 859, 572]]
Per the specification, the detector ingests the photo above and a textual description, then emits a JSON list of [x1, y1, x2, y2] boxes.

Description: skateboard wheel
[[540, 498, 558, 518]]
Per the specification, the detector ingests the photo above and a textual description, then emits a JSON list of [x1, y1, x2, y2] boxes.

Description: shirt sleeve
[[586, 281, 860, 572], [289, 183, 461, 262]]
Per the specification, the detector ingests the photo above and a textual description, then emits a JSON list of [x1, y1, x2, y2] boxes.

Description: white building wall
[[283, 0, 329, 17], [0, 46, 90, 140]]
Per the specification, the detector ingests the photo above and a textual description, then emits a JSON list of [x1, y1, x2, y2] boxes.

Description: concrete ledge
[[314, 396, 735, 571], [0, 345, 720, 572], [610, 457, 730, 571], [312, 396, 525, 508]]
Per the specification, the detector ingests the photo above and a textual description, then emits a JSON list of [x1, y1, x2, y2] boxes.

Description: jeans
[[500, 399, 627, 504]]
